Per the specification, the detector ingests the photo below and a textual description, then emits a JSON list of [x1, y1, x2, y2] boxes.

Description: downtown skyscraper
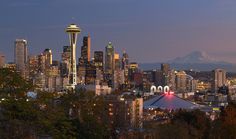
[[14, 39, 28, 78], [81, 35, 91, 64], [212, 69, 226, 93], [105, 42, 114, 87], [122, 51, 129, 85], [105, 42, 114, 75], [43, 48, 52, 70], [94, 51, 104, 71]]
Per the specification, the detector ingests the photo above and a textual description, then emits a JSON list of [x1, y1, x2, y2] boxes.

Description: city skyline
[[2, 0, 236, 63], [2, 1, 236, 138]]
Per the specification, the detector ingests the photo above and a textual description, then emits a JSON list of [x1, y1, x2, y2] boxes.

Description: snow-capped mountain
[[140, 51, 236, 72], [168, 51, 221, 64]]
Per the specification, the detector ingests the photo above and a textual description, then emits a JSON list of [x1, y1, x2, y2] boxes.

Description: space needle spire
[[66, 24, 81, 89]]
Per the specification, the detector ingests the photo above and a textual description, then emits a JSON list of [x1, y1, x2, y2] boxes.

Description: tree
[[172, 109, 210, 139], [0, 98, 38, 138], [0, 68, 33, 96], [211, 103, 236, 139]]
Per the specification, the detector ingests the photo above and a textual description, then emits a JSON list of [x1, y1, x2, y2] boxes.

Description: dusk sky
[[1, 0, 236, 63]]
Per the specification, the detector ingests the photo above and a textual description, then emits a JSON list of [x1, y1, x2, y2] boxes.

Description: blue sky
[[1, 0, 236, 63]]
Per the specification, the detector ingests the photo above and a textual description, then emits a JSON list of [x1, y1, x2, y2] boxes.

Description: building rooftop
[[144, 93, 200, 110]]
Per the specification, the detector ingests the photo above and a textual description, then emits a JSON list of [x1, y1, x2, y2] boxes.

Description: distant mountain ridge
[[140, 51, 236, 72], [167, 51, 227, 64]]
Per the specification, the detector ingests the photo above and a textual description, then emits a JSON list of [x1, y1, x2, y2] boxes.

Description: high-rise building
[[81, 35, 91, 64], [34, 73, 46, 91], [66, 24, 81, 89], [122, 51, 129, 85], [45, 65, 61, 92], [105, 42, 114, 87], [169, 70, 176, 91], [28, 55, 39, 79], [114, 53, 120, 70], [212, 69, 226, 93], [94, 51, 103, 71], [105, 42, 114, 74], [154, 69, 163, 86], [38, 53, 46, 73], [85, 63, 96, 85], [14, 39, 28, 77], [175, 71, 187, 93], [63, 45, 71, 53], [161, 63, 170, 86], [128, 62, 139, 82], [61, 46, 71, 77], [103, 94, 143, 129], [43, 48, 52, 70], [161, 63, 170, 75], [113, 69, 125, 90], [0, 53, 5, 68], [122, 50, 129, 70]]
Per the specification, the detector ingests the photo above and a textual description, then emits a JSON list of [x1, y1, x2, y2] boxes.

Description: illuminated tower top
[[66, 24, 81, 33]]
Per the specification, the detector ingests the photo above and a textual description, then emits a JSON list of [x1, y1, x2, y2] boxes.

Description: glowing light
[[164, 91, 175, 95]]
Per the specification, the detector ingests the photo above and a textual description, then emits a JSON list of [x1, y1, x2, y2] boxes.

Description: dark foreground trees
[[0, 68, 33, 96], [145, 104, 236, 139], [0, 92, 110, 138], [210, 103, 236, 139], [0, 68, 110, 138], [150, 110, 211, 139]]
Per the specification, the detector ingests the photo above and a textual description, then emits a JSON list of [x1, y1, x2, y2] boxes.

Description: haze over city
[[1, 0, 236, 63]]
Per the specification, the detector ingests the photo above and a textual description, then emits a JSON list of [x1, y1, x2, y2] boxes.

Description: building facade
[[94, 51, 104, 72], [105, 42, 114, 87], [212, 69, 226, 93], [14, 39, 28, 78], [81, 35, 91, 64]]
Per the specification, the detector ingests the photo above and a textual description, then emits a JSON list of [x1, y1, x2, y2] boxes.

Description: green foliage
[[0, 68, 110, 138], [0, 68, 33, 96], [0, 89, 110, 138]]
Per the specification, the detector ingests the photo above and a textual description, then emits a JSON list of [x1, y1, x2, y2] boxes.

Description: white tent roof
[[144, 94, 200, 110]]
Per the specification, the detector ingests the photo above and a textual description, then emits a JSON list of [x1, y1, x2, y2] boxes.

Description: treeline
[[145, 104, 236, 139]]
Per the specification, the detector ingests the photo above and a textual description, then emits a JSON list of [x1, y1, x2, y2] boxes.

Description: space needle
[[66, 24, 81, 89]]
